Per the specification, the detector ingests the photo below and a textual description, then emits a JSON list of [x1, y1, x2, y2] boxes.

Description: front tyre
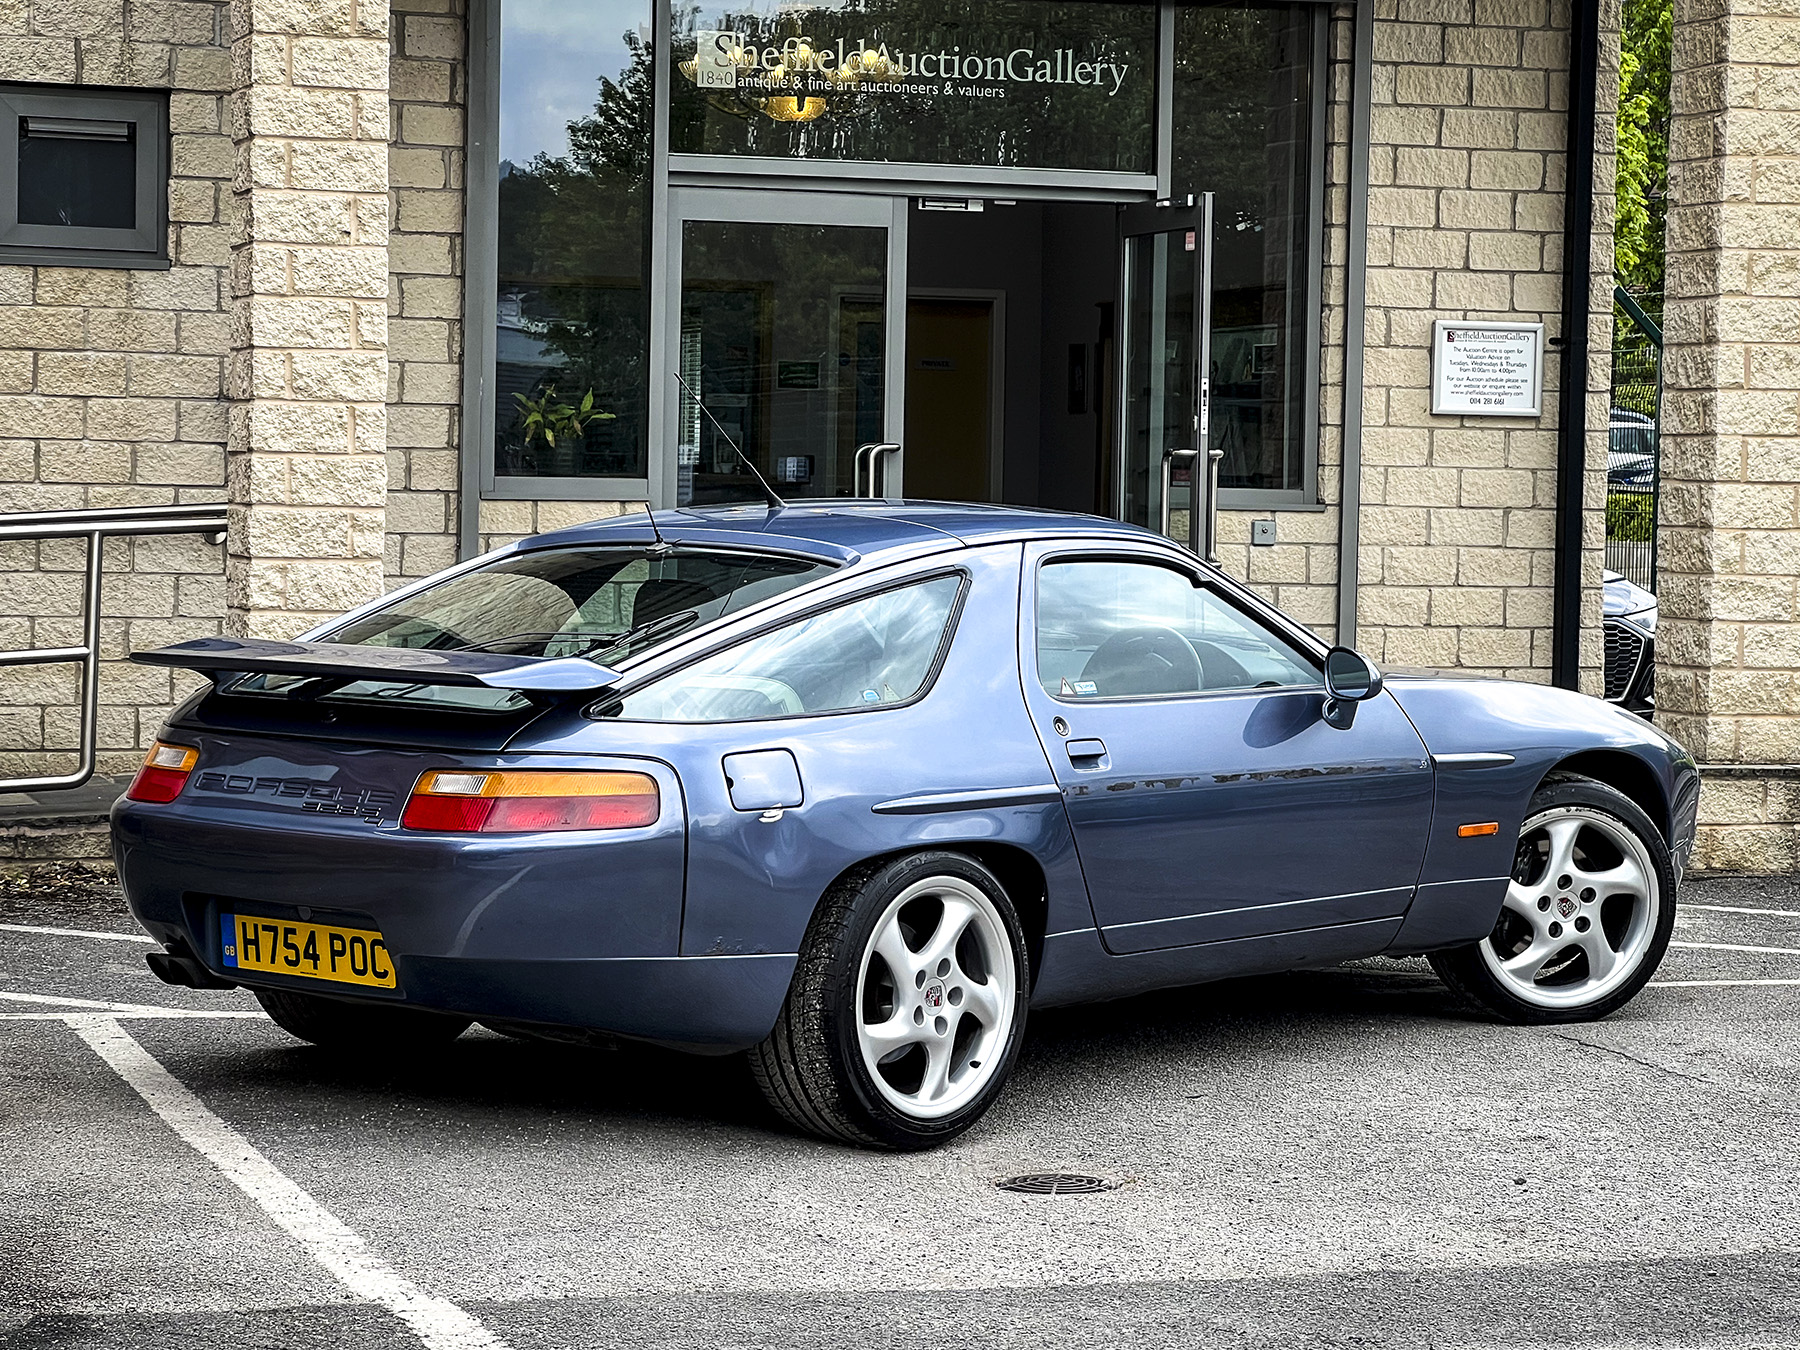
[[255, 988, 472, 1049], [1429, 775, 1676, 1023], [751, 852, 1030, 1150]]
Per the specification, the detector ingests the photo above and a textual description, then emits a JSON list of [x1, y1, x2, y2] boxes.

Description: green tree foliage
[[1616, 0, 1671, 310]]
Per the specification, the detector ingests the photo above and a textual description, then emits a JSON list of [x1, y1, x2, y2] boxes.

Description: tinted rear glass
[[234, 547, 834, 711]]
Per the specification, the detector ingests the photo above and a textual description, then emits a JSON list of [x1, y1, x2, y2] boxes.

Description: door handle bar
[[855, 442, 902, 498], [1161, 448, 1200, 555]]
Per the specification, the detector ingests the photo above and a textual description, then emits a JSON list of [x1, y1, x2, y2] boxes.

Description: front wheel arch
[[1541, 749, 1671, 844]]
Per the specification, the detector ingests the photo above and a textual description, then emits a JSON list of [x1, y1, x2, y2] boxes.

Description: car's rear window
[[233, 547, 835, 711]]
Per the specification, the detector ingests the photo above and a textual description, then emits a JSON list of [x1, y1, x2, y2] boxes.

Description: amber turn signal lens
[[125, 741, 199, 804], [1457, 821, 1501, 838], [401, 769, 660, 834]]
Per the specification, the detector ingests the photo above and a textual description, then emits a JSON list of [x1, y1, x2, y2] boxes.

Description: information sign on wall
[[1430, 320, 1544, 417]]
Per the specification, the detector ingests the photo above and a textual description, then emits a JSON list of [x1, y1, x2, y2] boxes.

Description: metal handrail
[[0, 502, 227, 794]]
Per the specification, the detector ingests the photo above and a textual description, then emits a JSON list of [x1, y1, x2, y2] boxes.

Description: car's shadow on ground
[[169, 959, 1476, 1142]]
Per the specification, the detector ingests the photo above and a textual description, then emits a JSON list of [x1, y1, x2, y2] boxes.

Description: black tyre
[[1429, 774, 1676, 1024], [255, 988, 472, 1049], [750, 851, 1030, 1150]]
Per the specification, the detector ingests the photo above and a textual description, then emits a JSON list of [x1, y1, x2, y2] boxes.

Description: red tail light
[[126, 742, 199, 803], [401, 769, 660, 834]]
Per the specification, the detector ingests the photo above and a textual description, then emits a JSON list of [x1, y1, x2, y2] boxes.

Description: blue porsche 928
[[116, 503, 1698, 1149]]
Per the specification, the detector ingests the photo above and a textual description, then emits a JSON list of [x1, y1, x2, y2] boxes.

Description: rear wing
[[131, 637, 623, 693]]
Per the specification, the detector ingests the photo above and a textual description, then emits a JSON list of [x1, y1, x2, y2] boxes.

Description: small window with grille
[[0, 83, 168, 268]]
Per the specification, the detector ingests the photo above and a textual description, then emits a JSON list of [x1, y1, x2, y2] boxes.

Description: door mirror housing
[[1322, 647, 1382, 728]]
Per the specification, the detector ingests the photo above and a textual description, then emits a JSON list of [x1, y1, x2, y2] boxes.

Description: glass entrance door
[[1117, 195, 1215, 556], [665, 189, 908, 506]]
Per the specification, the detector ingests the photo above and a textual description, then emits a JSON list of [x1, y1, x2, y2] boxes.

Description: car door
[[1020, 543, 1434, 954]]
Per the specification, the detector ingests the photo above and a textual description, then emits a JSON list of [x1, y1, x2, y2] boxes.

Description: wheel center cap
[[923, 983, 945, 1010], [1556, 896, 1578, 919]]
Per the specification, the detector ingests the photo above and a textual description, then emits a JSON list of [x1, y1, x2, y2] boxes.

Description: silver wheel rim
[[854, 875, 1018, 1121], [1480, 804, 1661, 1010]]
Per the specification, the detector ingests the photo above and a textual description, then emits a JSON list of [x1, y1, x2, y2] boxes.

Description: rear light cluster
[[126, 742, 198, 803], [400, 769, 660, 834]]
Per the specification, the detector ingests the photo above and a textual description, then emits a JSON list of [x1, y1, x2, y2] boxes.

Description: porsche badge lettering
[[192, 773, 397, 824]]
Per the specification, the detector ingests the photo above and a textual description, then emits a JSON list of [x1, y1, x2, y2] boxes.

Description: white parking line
[[0, 1010, 262, 1020], [1683, 904, 1800, 919], [1670, 940, 1800, 957], [1652, 979, 1800, 988], [66, 1015, 512, 1350], [0, 990, 216, 1015], [0, 922, 153, 942]]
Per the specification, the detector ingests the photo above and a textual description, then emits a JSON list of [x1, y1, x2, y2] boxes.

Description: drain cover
[[994, 1171, 1120, 1196]]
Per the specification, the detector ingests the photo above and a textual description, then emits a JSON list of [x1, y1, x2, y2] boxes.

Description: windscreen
[[234, 547, 835, 711]]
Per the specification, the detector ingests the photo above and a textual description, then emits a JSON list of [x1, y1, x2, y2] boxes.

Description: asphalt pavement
[[2, 867, 1798, 1349]]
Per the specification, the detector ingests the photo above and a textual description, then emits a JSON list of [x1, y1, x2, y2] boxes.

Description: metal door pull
[[1066, 739, 1107, 760]]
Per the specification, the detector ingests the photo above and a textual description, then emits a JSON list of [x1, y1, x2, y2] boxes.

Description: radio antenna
[[673, 372, 785, 512], [642, 499, 672, 556]]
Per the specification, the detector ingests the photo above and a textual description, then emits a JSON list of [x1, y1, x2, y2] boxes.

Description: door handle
[[1066, 738, 1108, 764]]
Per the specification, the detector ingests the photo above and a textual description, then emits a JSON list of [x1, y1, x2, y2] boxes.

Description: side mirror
[[1322, 647, 1383, 729]]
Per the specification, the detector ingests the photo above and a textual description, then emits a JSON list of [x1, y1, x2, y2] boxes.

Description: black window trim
[[1031, 544, 1325, 708], [592, 565, 973, 724], [0, 82, 170, 269]]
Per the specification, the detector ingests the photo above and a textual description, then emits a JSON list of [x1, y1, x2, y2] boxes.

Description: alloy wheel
[[1480, 805, 1662, 1010], [853, 875, 1018, 1121]]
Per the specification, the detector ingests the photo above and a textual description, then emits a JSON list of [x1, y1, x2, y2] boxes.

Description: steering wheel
[[1079, 626, 1204, 697]]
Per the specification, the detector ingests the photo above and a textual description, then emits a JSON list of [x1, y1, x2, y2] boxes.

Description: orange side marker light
[[1457, 822, 1500, 838]]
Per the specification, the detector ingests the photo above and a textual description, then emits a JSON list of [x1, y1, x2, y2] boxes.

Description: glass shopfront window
[[1172, 3, 1316, 497], [495, 0, 653, 481], [670, 1, 1157, 173]]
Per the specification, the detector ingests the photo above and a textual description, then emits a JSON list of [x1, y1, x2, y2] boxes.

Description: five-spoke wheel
[[1430, 774, 1676, 1023], [854, 875, 1017, 1120], [751, 852, 1029, 1149]]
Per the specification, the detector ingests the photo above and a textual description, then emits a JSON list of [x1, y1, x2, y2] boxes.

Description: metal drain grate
[[993, 1171, 1121, 1196]]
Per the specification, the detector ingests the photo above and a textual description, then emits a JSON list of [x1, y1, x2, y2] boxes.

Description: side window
[[612, 575, 964, 722], [1037, 559, 1319, 699]]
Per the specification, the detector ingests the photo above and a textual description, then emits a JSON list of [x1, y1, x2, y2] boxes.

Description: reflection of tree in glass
[[1171, 5, 1312, 492], [496, 31, 654, 478], [670, 1, 1156, 172]]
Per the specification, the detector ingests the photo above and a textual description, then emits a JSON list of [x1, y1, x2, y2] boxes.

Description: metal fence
[[0, 503, 227, 794], [1606, 287, 1662, 593]]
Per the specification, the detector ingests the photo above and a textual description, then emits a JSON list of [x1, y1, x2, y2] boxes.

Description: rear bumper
[[112, 799, 795, 1051]]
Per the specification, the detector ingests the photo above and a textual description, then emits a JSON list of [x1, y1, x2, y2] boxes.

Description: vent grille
[[1603, 619, 1645, 701]]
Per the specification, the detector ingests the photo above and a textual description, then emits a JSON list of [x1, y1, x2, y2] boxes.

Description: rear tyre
[[750, 852, 1030, 1150], [255, 988, 472, 1049], [1429, 774, 1676, 1024]]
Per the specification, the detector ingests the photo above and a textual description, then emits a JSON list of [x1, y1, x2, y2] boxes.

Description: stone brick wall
[[1663, 0, 1800, 871], [0, 0, 232, 778], [1319, 0, 1608, 690], [224, 0, 392, 640], [387, 0, 465, 585]]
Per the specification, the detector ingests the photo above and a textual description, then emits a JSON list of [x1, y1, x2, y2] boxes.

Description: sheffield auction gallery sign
[[1430, 320, 1545, 417], [692, 30, 1136, 99]]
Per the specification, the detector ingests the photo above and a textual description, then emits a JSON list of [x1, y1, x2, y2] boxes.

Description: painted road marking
[[0, 1010, 262, 1020], [1683, 904, 1800, 919], [0, 922, 153, 942], [67, 1015, 512, 1350], [1652, 979, 1800, 988], [0, 990, 215, 1015], [1670, 940, 1800, 957]]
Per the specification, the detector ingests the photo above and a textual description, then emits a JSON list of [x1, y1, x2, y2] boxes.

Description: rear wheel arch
[[1541, 750, 1670, 843], [812, 843, 1049, 990]]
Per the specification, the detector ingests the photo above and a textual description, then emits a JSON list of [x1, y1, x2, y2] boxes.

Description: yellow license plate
[[221, 914, 397, 990]]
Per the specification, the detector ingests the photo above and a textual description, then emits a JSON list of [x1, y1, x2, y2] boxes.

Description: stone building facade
[[0, 0, 1792, 869]]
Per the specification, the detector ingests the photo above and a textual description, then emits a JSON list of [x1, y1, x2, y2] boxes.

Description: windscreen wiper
[[579, 609, 700, 662]]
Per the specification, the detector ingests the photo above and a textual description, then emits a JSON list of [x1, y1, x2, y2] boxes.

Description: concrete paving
[[1, 871, 1797, 1349]]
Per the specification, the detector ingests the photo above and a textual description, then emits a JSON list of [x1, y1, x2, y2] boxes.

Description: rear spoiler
[[131, 637, 623, 693]]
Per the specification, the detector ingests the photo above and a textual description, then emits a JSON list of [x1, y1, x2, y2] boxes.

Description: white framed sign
[[1430, 320, 1545, 417]]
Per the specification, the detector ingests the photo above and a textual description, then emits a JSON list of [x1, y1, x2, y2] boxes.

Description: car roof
[[520, 499, 1160, 567]]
